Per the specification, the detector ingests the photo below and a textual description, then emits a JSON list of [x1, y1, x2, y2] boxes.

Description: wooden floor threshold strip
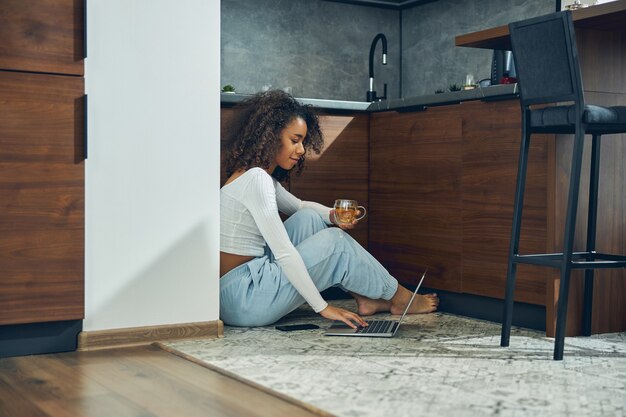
[[78, 320, 224, 351], [155, 341, 336, 417]]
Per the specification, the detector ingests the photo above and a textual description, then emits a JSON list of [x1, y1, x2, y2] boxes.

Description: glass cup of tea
[[333, 199, 367, 225]]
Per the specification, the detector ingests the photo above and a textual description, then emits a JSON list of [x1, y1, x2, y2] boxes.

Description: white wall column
[[84, 0, 220, 331]]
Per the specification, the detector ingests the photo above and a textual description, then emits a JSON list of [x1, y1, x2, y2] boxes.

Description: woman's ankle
[[350, 293, 391, 316], [390, 294, 439, 315]]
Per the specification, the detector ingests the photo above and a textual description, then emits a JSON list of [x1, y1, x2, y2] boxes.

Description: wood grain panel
[[577, 29, 626, 94], [572, 0, 626, 31], [461, 100, 549, 305], [369, 107, 463, 290], [0, 0, 84, 75], [0, 167, 82, 230], [78, 320, 224, 351], [0, 345, 324, 417], [455, 0, 626, 50], [0, 71, 84, 325], [0, 72, 85, 163], [547, 24, 625, 336], [548, 91, 626, 337], [221, 109, 369, 248], [454, 25, 511, 50], [457, 4, 626, 335], [290, 114, 370, 248]]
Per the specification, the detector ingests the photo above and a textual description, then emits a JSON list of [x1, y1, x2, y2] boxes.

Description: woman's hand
[[319, 305, 368, 329], [330, 209, 359, 230]]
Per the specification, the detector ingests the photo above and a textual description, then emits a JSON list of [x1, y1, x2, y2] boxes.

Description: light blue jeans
[[220, 208, 399, 326]]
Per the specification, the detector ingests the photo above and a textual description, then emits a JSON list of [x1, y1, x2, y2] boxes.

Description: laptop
[[325, 270, 427, 338]]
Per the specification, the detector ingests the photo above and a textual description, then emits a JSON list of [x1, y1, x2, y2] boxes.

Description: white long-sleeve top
[[220, 167, 332, 313]]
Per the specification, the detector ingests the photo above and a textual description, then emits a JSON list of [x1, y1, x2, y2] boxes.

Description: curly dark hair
[[223, 90, 324, 182]]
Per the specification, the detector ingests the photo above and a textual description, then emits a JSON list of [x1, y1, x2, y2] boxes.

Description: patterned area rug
[[166, 300, 626, 417]]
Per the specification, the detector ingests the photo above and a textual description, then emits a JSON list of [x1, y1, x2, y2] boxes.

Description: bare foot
[[350, 292, 391, 316], [390, 293, 439, 315]]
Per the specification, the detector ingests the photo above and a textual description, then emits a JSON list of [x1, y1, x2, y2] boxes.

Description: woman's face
[[273, 117, 307, 171]]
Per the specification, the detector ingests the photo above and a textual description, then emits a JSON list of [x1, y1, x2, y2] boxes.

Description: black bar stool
[[500, 11, 626, 360]]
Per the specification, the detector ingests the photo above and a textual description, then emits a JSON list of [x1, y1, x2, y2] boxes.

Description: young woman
[[220, 90, 438, 328]]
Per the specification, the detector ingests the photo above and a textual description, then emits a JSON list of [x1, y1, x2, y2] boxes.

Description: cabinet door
[[461, 100, 548, 304], [369, 108, 463, 290], [290, 114, 369, 248], [0, 0, 84, 75], [0, 71, 84, 325]]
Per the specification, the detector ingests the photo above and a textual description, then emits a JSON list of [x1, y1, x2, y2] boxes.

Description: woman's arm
[[243, 171, 328, 312], [274, 181, 334, 225], [244, 171, 367, 328], [274, 181, 359, 230]]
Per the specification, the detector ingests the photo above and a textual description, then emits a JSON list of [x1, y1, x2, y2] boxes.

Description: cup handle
[[356, 206, 367, 221]]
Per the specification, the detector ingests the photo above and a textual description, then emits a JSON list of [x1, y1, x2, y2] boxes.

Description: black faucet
[[367, 33, 388, 102]]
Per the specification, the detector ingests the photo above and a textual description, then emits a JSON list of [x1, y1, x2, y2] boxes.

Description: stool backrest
[[508, 11, 584, 108]]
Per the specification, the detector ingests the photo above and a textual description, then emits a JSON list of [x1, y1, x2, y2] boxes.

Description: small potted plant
[[222, 84, 236, 94]]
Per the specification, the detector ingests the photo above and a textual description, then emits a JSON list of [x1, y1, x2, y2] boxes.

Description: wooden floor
[[0, 344, 324, 417]]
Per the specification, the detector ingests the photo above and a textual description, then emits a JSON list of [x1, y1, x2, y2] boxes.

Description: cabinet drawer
[[0, 0, 84, 75], [0, 71, 84, 325]]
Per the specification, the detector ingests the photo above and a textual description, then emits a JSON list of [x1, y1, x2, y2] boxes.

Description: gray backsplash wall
[[402, 0, 555, 97], [221, 0, 400, 102], [222, 0, 557, 101]]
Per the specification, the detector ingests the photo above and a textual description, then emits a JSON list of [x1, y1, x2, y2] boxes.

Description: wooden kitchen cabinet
[[222, 92, 624, 335], [370, 100, 550, 306], [369, 106, 464, 292], [0, 72, 85, 325], [290, 113, 369, 248], [460, 100, 548, 305], [0, 0, 84, 75], [456, 2, 626, 335], [223, 101, 547, 307], [221, 108, 369, 248], [0, 0, 84, 355]]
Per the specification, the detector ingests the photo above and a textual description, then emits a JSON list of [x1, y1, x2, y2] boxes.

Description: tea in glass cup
[[333, 199, 367, 225]]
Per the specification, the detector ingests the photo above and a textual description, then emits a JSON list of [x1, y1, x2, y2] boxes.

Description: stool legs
[[554, 127, 586, 360], [582, 134, 601, 336], [503, 128, 614, 359], [501, 120, 532, 347]]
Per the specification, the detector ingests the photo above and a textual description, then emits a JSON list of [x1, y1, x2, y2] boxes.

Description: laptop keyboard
[[356, 320, 395, 334]]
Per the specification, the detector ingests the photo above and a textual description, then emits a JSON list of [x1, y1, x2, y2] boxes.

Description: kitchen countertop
[[456, 0, 626, 50], [220, 83, 518, 112]]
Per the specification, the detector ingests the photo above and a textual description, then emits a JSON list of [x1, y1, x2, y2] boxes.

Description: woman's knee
[[320, 226, 349, 241], [292, 207, 322, 221], [312, 227, 354, 251], [285, 208, 326, 229]]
